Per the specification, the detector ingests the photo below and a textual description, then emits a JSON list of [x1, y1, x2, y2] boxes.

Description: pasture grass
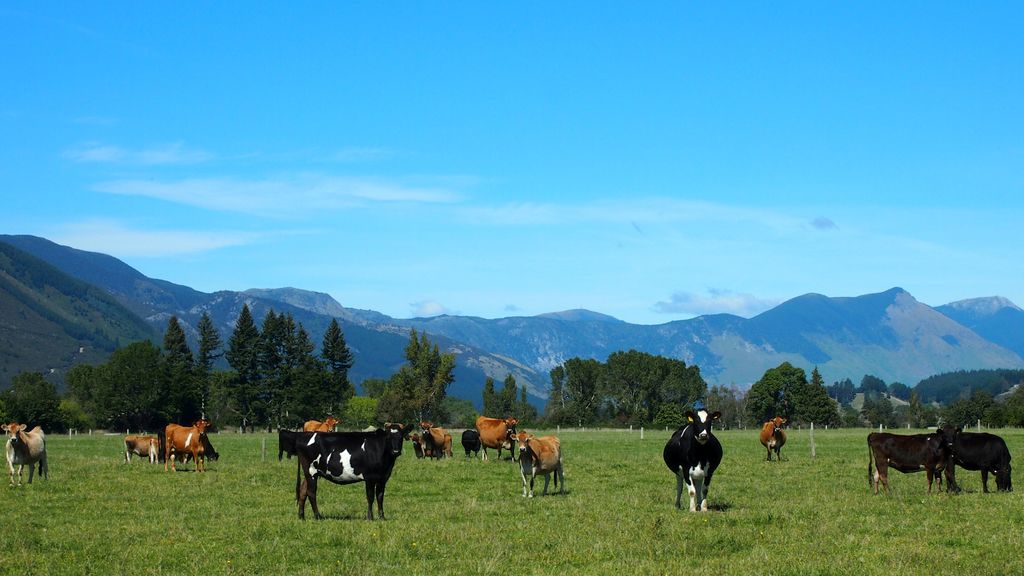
[[3, 427, 1024, 575]]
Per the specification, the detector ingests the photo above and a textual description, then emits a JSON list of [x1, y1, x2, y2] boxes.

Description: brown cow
[[515, 432, 564, 497], [124, 435, 159, 464], [475, 416, 518, 461], [867, 429, 955, 495], [163, 419, 212, 472], [419, 421, 449, 459], [302, 416, 339, 432], [3, 423, 48, 486], [759, 417, 787, 462], [410, 432, 427, 459]]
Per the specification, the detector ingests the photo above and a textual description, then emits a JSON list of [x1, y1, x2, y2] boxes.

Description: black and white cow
[[461, 429, 481, 458], [663, 409, 723, 512], [941, 426, 1012, 493], [294, 423, 407, 521]]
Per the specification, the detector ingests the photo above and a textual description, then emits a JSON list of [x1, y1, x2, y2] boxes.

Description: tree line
[[5, 305, 1024, 432]]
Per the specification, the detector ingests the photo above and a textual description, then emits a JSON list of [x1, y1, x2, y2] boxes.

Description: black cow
[[461, 429, 481, 458], [867, 430, 955, 495], [294, 423, 407, 521], [278, 429, 300, 460], [941, 426, 1012, 493], [663, 409, 723, 512]]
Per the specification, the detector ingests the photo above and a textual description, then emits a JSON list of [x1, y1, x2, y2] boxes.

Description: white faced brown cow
[[3, 422, 48, 486]]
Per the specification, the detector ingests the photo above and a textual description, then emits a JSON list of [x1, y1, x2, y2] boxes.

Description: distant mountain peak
[[535, 309, 623, 323], [943, 296, 1022, 316]]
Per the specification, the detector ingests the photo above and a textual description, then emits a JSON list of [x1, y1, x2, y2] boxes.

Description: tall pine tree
[[163, 316, 198, 422], [226, 304, 260, 432], [321, 318, 354, 414]]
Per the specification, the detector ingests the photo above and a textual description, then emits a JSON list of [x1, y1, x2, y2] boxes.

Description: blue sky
[[2, 3, 1022, 325]]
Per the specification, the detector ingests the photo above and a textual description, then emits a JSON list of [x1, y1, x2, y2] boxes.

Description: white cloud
[[49, 219, 264, 258], [653, 288, 779, 318], [63, 141, 213, 165], [410, 300, 457, 318], [810, 216, 838, 230], [91, 174, 462, 217]]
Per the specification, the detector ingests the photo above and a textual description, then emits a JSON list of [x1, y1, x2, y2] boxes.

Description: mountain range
[[3, 234, 1024, 407]]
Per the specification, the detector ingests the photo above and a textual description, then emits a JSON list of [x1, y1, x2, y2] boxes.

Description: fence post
[[640, 427, 644, 440], [261, 438, 267, 462], [810, 422, 816, 458]]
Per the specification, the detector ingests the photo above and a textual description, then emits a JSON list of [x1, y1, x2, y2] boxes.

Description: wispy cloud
[[49, 219, 264, 258], [91, 174, 463, 217], [460, 198, 805, 230], [63, 141, 213, 165], [653, 288, 779, 318]]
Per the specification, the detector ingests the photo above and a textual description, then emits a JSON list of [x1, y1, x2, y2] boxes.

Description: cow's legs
[[28, 461, 35, 484], [766, 446, 772, 461], [365, 482, 376, 520], [542, 473, 550, 495], [557, 464, 565, 495], [297, 478, 309, 520], [529, 473, 536, 498], [982, 470, 990, 493], [375, 482, 387, 520], [674, 472, 684, 509]]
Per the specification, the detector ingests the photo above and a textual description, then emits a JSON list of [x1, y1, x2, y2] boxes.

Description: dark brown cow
[[940, 426, 1012, 493], [163, 419, 212, 472], [759, 417, 787, 461], [867, 430, 954, 495], [124, 435, 159, 464], [475, 416, 518, 461], [3, 422, 48, 486], [303, 416, 339, 432]]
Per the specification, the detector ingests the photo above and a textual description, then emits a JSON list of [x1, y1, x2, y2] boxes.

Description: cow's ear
[[17, 424, 27, 432], [711, 411, 722, 421], [685, 411, 696, 422]]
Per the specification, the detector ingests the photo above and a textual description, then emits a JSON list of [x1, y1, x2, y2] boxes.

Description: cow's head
[[324, 416, 339, 431], [768, 416, 786, 434], [2, 423, 27, 447], [419, 421, 433, 433], [193, 418, 211, 435], [938, 425, 961, 453], [515, 432, 533, 461], [686, 410, 721, 444], [996, 464, 1013, 492], [503, 418, 519, 450], [383, 423, 406, 456]]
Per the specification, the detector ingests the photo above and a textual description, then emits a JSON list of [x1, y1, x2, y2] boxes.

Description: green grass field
[[3, 427, 1023, 575]]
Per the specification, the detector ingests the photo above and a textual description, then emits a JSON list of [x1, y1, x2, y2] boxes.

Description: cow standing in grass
[[3, 422, 48, 486], [294, 423, 407, 521], [124, 435, 159, 464], [516, 432, 564, 497], [867, 430, 954, 495], [759, 417, 787, 462], [940, 426, 1012, 493], [663, 409, 723, 512], [475, 416, 518, 461]]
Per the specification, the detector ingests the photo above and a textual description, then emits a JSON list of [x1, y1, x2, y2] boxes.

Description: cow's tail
[[295, 459, 302, 502], [157, 428, 166, 463]]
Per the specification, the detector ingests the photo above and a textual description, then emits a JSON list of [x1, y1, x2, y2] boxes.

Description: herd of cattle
[[2, 408, 1014, 519]]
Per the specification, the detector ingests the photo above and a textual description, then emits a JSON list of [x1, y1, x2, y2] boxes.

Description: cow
[[940, 426, 1012, 493], [759, 417, 787, 462], [279, 429, 300, 460], [124, 435, 159, 464], [867, 429, 955, 495], [2, 423, 48, 486], [294, 423, 407, 521], [461, 429, 481, 458], [419, 421, 449, 460], [515, 432, 564, 497], [303, 416, 339, 432], [409, 432, 426, 459], [161, 419, 212, 472], [475, 416, 518, 461], [663, 409, 723, 512]]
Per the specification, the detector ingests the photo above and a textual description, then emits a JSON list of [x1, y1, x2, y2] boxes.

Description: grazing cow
[[124, 435, 159, 464], [867, 430, 954, 495], [162, 419, 212, 472], [663, 409, 723, 512], [475, 416, 518, 461], [2, 423, 48, 486], [941, 426, 1012, 493], [461, 429, 481, 458], [759, 417, 787, 462], [303, 416, 340, 432], [294, 423, 407, 521], [419, 421, 449, 460], [516, 432, 564, 497]]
